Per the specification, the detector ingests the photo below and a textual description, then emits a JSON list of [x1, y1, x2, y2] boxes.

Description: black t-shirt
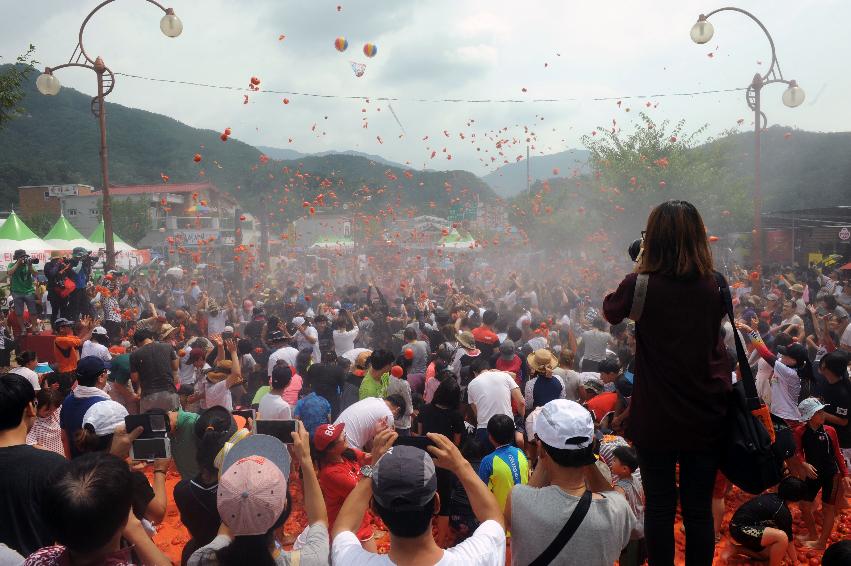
[[306, 363, 345, 419], [173, 477, 220, 547], [731, 493, 792, 542], [130, 341, 178, 396], [801, 426, 838, 476], [419, 403, 465, 439], [822, 379, 851, 448], [130, 470, 155, 520], [0, 445, 66, 556], [317, 327, 334, 356]]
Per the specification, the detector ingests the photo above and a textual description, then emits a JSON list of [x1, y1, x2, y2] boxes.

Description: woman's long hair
[[214, 493, 292, 566], [638, 200, 714, 280]]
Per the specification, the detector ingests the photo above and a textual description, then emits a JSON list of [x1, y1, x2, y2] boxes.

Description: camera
[[17, 255, 39, 265], [628, 239, 642, 262]]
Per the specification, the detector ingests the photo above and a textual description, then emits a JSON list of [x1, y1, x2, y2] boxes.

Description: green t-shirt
[[7, 262, 34, 295], [172, 409, 200, 480], [108, 354, 131, 385], [358, 372, 389, 401]]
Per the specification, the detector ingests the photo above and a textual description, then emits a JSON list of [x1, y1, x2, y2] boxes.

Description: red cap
[[314, 423, 345, 451]]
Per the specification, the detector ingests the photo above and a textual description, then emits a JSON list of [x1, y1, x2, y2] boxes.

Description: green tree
[[0, 45, 37, 130], [580, 113, 751, 245], [101, 197, 149, 246]]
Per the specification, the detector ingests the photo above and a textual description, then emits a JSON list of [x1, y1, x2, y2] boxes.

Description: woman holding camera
[[604, 200, 732, 566]]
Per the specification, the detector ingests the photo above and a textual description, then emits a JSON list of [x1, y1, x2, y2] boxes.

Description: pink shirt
[[283, 373, 303, 406]]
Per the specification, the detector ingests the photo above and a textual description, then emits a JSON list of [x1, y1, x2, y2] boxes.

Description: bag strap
[[628, 274, 650, 322], [714, 272, 760, 409], [529, 490, 592, 566]]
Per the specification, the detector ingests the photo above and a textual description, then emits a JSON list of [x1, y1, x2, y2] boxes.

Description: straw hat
[[527, 348, 558, 373], [456, 331, 475, 349]]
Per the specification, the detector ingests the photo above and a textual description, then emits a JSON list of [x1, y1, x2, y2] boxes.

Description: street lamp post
[[36, 0, 182, 270], [690, 8, 804, 273]]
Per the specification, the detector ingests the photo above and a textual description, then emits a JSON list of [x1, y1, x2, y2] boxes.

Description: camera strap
[[628, 274, 650, 322]]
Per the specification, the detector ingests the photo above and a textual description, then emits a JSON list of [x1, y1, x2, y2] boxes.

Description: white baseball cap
[[534, 399, 594, 451], [82, 400, 129, 437], [91, 326, 108, 336], [798, 397, 828, 421], [292, 316, 306, 327]]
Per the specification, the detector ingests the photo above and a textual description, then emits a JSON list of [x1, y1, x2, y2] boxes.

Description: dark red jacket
[[604, 272, 732, 451]]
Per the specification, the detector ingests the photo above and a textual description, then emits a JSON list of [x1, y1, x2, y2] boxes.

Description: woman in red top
[[604, 200, 731, 566], [313, 422, 377, 551]]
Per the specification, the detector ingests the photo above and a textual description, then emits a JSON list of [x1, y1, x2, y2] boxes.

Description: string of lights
[[114, 71, 746, 104]]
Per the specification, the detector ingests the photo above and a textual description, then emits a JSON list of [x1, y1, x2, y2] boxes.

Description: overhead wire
[[114, 71, 746, 104]]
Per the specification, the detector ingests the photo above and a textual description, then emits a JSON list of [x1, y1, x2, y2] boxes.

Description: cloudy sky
[[2, 0, 847, 173]]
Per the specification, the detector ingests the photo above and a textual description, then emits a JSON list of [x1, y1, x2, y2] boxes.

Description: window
[[89, 208, 100, 216], [43, 191, 50, 200], [67, 208, 77, 216]]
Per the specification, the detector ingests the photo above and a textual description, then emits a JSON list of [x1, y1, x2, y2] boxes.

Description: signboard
[[839, 227, 850, 241], [448, 202, 477, 222], [47, 184, 80, 197], [173, 230, 219, 246], [764, 230, 794, 263]]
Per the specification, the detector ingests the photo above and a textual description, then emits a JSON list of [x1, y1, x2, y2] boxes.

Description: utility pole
[[526, 145, 531, 195]]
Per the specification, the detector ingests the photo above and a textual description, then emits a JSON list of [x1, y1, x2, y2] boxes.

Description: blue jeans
[[637, 447, 719, 566]]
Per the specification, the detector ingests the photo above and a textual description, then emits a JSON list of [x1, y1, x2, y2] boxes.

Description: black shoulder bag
[[528, 490, 592, 566], [715, 272, 789, 494]]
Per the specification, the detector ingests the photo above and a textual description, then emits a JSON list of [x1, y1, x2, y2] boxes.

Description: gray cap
[[835, 306, 849, 320], [765, 293, 780, 302], [499, 339, 516, 360], [373, 445, 437, 511]]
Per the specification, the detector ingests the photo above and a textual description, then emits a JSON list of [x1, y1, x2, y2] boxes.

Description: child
[[478, 413, 529, 513], [610, 445, 646, 566], [793, 397, 851, 549], [26, 388, 65, 456], [726, 476, 807, 566]]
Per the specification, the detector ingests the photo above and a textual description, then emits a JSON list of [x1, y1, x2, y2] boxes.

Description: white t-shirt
[[296, 326, 320, 362], [179, 351, 210, 386], [769, 360, 801, 421], [333, 328, 359, 356], [268, 346, 299, 376], [201, 378, 233, 412], [841, 324, 851, 349], [332, 519, 505, 565], [81, 340, 111, 363], [467, 370, 518, 429], [257, 392, 292, 420], [342, 348, 371, 365], [207, 311, 228, 336], [333, 397, 394, 449], [9, 366, 40, 391]]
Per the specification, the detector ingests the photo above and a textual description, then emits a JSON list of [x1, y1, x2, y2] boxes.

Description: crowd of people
[[1, 199, 851, 566]]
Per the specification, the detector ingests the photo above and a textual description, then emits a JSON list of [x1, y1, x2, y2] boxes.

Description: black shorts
[[803, 472, 840, 505], [729, 522, 769, 552]]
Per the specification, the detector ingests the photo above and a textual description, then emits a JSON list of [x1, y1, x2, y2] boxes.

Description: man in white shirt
[[293, 316, 320, 362], [257, 366, 293, 420], [467, 362, 525, 447], [267, 331, 299, 377], [333, 396, 403, 449], [331, 431, 507, 566], [81, 326, 112, 363]]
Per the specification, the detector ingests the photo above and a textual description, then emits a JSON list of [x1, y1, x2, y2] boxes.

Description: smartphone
[[125, 413, 170, 439], [130, 437, 172, 461], [392, 435, 437, 451], [255, 420, 297, 443], [232, 409, 256, 423]]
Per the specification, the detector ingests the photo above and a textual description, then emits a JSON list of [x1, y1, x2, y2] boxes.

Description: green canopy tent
[[43, 215, 96, 252], [88, 219, 136, 253], [0, 212, 56, 264]]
